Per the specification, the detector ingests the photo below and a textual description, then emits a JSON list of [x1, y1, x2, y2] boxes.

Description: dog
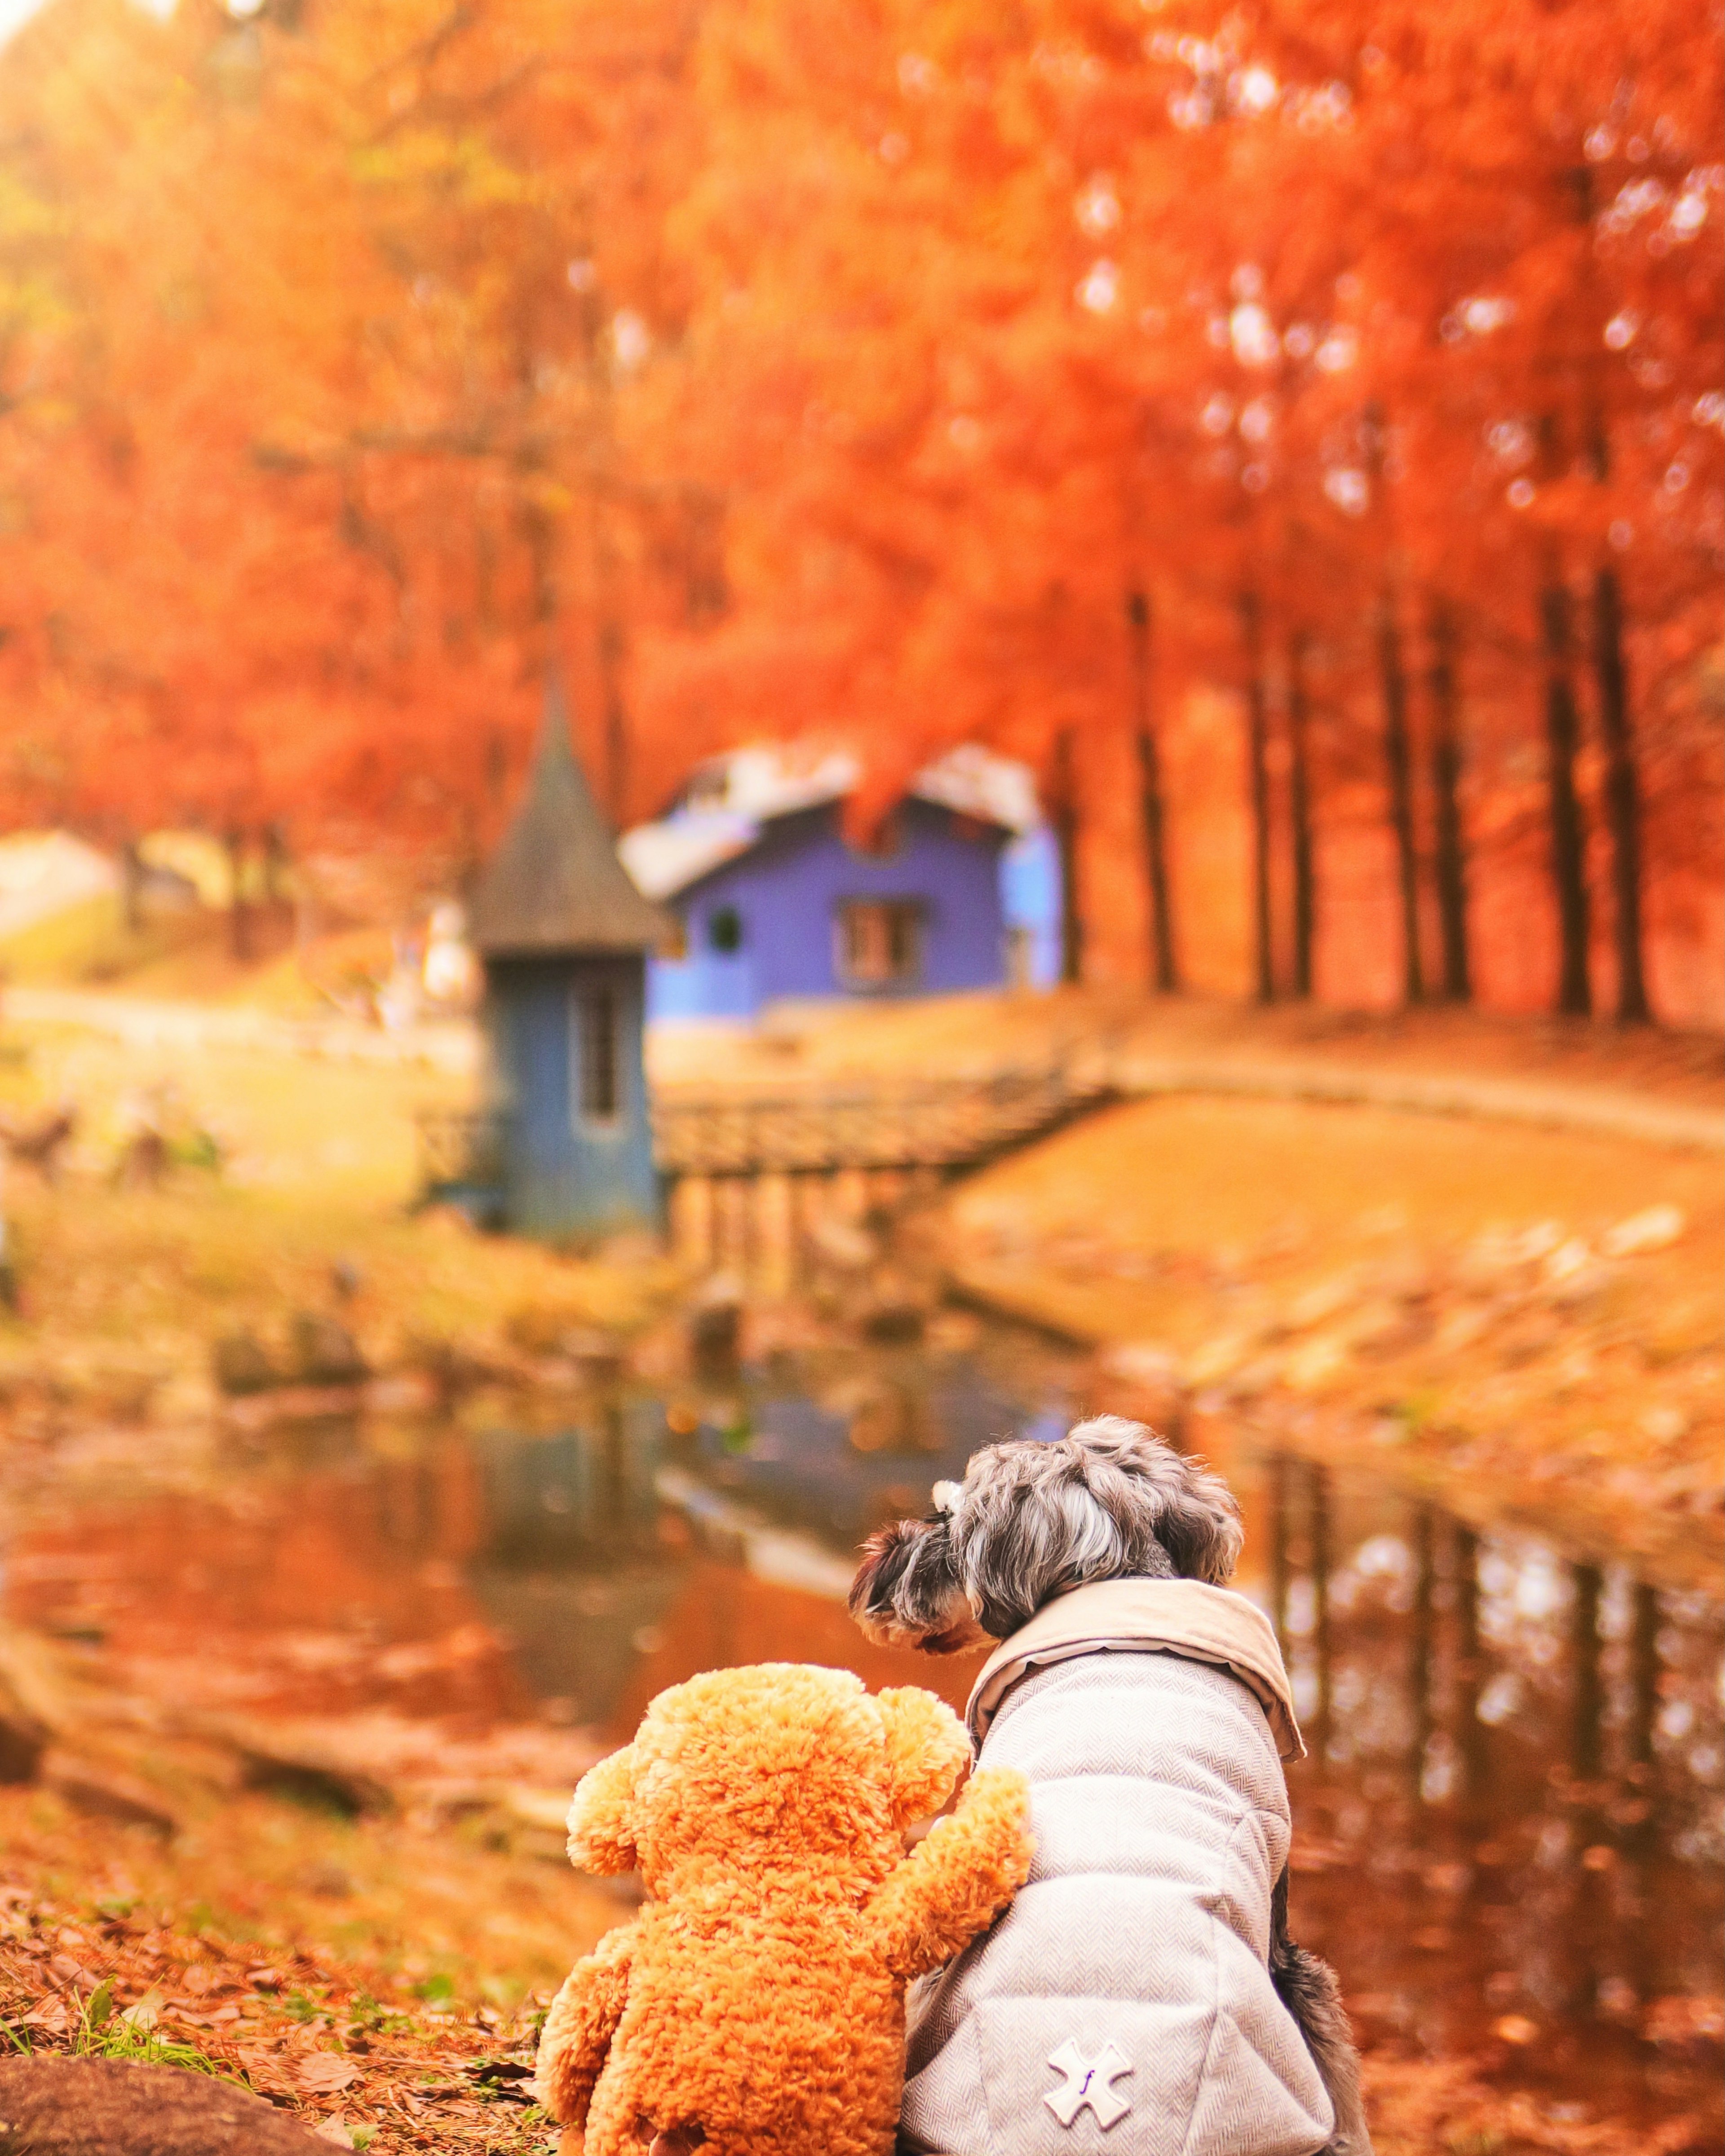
[[851, 1414, 1371, 2156]]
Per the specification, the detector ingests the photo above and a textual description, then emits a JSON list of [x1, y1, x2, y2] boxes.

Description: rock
[[211, 1330, 279, 1396], [289, 1312, 368, 1386], [0, 2056, 334, 2153], [40, 1750, 181, 1837], [1602, 1203, 1686, 1257], [0, 1678, 49, 1786], [859, 1299, 924, 1345], [222, 1728, 394, 1817], [0, 1626, 61, 1783], [808, 1216, 878, 1272], [687, 1279, 742, 1374]]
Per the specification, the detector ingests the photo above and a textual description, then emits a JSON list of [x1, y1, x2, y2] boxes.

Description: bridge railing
[[416, 1051, 1115, 1201], [650, 1053, 1111, 1178]]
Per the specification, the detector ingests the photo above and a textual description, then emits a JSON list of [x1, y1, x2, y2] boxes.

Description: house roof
[[619, 742, 1040, 902], [468, 678, 672, 957]]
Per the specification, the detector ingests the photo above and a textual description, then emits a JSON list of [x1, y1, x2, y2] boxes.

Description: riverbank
[[933, 1090, 1724, 1592]]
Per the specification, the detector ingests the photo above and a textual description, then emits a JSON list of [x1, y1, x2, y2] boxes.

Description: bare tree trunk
[[1051, 726, 1083, 985], [1238, 593, 1274, 1003], [1569, 164, 1650, 1024], [1287, 631, 1316, 998], [1376, 594, 1424, 1003], [1539, 565, 1592, 1015], [261, 821, 288, 907], [119, 840, 145, 936], [1592, 566, 1650, 1022], [224, 827, 252, 963], [1426, 601, 1471, 1001], [599, 613, 628, 825], [1127, 589, 1177, 992]]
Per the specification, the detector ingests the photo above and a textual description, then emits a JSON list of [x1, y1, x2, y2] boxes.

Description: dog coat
[[897, 1578, 1335, 2156]]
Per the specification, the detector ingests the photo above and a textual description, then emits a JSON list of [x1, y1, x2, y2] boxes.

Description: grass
[[0, 1016, 680, 1413], [0, 892, 209, 987]]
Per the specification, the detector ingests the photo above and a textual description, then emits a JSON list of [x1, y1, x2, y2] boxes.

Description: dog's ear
[[1151, 1455, 1244, 1585], [876, 1686, 970, 1826], [566, 1742, 639, 1873], [849, 1513, 980, 1652]]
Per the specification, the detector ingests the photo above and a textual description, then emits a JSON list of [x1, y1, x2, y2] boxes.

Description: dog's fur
[[851, 1415, 1372, 2156]]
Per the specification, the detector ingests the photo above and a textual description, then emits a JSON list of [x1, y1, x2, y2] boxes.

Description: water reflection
[[1238, 1436, 1722, 2126], [1, 1344, 1718, 2134]]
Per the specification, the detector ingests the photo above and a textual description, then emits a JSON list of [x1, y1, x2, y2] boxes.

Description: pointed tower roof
[[468, 675, 671, 957]]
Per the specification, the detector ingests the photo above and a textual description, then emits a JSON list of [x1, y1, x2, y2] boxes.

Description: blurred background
[[0, 0, 1718, 2149]]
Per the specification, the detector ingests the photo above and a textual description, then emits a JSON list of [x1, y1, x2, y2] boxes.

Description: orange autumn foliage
[[0, 0, 1718, 1016]]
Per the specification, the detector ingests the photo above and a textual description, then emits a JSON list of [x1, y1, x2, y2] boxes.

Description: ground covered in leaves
[[0, 1781, 1716, 2156], [0, 1782, 627, 2152]]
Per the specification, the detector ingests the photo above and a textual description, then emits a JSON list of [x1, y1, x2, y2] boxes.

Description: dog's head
[[849, 1414, 1242, 1652]]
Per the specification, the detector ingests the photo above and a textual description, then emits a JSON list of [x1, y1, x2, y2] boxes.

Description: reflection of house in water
[[619, 744, 1061, 1021]]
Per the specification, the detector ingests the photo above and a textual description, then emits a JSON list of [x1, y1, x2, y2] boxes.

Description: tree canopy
[[0, 0, 1719, 1015]]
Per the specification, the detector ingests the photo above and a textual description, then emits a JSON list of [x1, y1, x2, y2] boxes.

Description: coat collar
[[965, 1576, 1305, 1763]]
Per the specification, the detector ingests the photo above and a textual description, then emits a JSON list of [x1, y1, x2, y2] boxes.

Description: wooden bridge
[[650, 1056, 1110, 1179], [417, 1051, 1114, 1262]]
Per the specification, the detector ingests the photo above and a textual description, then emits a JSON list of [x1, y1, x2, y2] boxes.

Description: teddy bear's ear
[[566, 1742, 639, 1874], [877, 1687, 971, 1827]]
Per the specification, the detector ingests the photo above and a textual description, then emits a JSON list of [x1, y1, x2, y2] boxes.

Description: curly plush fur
[[536, 1664, 1033, 2156], [852, 1416, 1372, 2155]]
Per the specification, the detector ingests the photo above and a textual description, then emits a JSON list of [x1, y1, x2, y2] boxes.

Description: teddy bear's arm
[[536, 1920, 639, 2127], [865, 1765, 1033, 1983]]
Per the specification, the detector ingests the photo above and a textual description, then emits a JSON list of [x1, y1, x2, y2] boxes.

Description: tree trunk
[[1051, 726, 1083, 985], [1539, 567, 1592, 1015], [119, 840, 145, 936], [1426, 601, 1471, 1001], [599, 613, 628, 825], [1592, 566, 1650, 1022], [1237, 594, 1274, 1003], [1127, 589, 1177, 992], [261, 821, 288, 907], [1287, 631, 1316, 998], [1376, 594, 1424, 1003], [224, 828, 252, 963]]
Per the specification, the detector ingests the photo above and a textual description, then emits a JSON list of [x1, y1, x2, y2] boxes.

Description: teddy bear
[[536, 1661, 1032, 2156]]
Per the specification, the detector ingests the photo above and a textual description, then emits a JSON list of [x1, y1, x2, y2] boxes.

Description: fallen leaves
[[296, 2054, 362, 2095]]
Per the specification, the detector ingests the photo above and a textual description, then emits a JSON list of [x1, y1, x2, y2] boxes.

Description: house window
[[573, 983, 620, 1125], [708, 903, 743, 954], [836, 899, 922, 989]]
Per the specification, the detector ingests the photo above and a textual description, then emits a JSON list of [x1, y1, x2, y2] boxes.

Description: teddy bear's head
[[565, 1663, 969, 1894]]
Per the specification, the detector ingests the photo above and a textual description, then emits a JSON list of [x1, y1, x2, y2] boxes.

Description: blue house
[[619, 744, 1058, 1021], [465, 681, 671, 1241]]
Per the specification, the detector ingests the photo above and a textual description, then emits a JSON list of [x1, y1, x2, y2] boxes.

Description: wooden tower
[[466, 677, 669, 1241]]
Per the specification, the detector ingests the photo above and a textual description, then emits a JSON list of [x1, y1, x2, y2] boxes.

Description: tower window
[[708, 904, 744, 954], [574, 982, 620, 1124]]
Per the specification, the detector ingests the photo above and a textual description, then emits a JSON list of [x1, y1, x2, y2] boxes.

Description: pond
[[3, 1321, 1720, 2140]]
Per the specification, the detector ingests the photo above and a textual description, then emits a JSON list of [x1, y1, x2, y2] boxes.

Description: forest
[[0, 0, 1720, 1020]]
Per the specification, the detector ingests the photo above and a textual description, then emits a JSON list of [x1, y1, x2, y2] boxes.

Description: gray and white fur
[[851, 1414, 1371, 2156], [849, 1412, 1243, 1652]]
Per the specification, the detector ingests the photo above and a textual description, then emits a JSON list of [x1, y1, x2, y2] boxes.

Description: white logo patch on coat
[[1044, 2039, 1133, 2129]]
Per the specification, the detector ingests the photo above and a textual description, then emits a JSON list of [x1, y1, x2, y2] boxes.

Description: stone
[[0, 2056, 333, 2154], [289, 1313, 368, 1386], [0, 1684, 48, 1787], [40, 1751, 181, 1837], [211, 1331, 279, 1396]]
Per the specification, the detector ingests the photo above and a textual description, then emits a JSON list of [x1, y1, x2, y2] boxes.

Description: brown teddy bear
[[537, 1661, 1032, 2155]]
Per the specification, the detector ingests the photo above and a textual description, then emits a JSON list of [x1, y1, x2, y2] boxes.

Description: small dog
[[852, 1414, 1371, 2156]]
